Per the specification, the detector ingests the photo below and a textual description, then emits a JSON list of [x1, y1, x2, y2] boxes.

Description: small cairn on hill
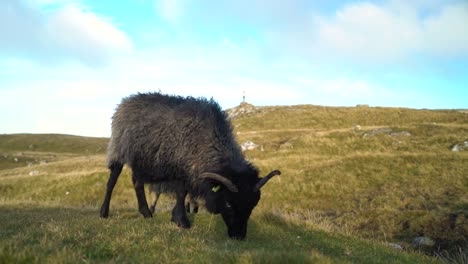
[[226, 102, 258, 119]]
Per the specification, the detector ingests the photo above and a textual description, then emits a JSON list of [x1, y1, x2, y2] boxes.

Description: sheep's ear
[[254, 170, 281, 191]]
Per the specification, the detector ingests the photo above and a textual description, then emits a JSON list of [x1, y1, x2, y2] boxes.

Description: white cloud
[[314, 3, 421, 61], [0, 0, 132, 65], [155, 0, 184, 23], [47, 5, 133, 61], [150, 0, 468, 63], [422, 4, 468, 56], [276, 1, 468, 62]]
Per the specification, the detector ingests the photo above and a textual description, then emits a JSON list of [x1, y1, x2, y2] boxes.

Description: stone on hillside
[[241, 141, 259, 151], [363, 128, 411, 138], [29, 170, 39, 176], [451, 141, 468, 152], [412, 236, 435, 247], [363, 128, 393, 138], [279, 142, 293, 149], [353, 125, 362, 131], [387, 243, 403, 250], [390, 131, 411, 137]]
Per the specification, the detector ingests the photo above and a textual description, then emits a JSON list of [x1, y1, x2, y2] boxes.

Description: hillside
[[1, 104, 467, 263], [231, 104, 468, 250], [0, 134, 108, 170]]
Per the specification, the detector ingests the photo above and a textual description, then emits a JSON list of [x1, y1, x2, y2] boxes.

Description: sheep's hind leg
[[100, 161, 123, 218], [132, 173, 152, 218]]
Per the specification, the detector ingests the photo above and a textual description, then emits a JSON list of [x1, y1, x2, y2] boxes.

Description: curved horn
[[254, 170, 281, 191], [201, 173, 239, 192]]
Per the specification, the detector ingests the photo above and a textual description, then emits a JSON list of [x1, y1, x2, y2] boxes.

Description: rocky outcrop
[[363, 128, 411, 138], [226, 102, 258, 119], [363, 128, 393, 138]]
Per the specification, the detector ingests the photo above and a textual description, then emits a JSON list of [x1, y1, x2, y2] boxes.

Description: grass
[[0, 205, 434, 263], [1, 104, 467, 263]]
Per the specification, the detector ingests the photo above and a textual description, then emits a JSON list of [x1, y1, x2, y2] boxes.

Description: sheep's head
[[202, 170, 281, 240]]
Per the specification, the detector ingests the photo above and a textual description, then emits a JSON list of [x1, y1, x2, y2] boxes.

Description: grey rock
[[363, 128, 393, 138], [412, 236, 435, 247], [452, 141, 468, 152], [388, 243, 403, 250], [241, 141, 259, 151], [363, 128, 411, 138], [29, 170, 40, 176], [279, 142, 293, 149], [390, 131, 411, 137]]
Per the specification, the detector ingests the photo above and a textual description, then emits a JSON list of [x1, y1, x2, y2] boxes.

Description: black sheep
[[100, 92, 280, 239]]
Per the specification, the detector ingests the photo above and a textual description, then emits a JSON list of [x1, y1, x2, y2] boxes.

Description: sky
[[0, 0, 467, 137]]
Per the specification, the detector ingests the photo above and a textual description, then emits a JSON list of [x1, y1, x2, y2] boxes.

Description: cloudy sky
[[1, 0, 467, 137]]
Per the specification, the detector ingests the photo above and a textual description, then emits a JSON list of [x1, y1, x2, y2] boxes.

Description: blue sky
[[1, 0, 467, 137]]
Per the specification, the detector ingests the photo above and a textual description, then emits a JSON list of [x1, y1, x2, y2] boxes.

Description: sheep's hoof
[[171, 216, 191, 229], [100, 207, 109, 218], [140, 208, 153, 218]]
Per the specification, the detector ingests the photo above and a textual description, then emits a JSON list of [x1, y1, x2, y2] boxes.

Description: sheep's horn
[[201, 173, 239, 192], [254, 170, 281, 191]]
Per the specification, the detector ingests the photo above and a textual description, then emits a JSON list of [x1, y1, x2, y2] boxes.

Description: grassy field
[[0, 104, 467, 263]]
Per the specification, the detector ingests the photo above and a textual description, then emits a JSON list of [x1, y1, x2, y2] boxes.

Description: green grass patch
[[0, 204, 435, 263]]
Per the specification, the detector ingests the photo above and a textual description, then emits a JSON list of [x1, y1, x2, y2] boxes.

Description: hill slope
[[1, 104, 467, 263], [0, 134, 108, 170], [231, 104, 467, 252]]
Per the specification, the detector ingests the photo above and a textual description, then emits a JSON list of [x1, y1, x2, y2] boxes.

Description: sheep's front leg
[[149, 184, 160, 214], [171, 185, 191, 228]]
